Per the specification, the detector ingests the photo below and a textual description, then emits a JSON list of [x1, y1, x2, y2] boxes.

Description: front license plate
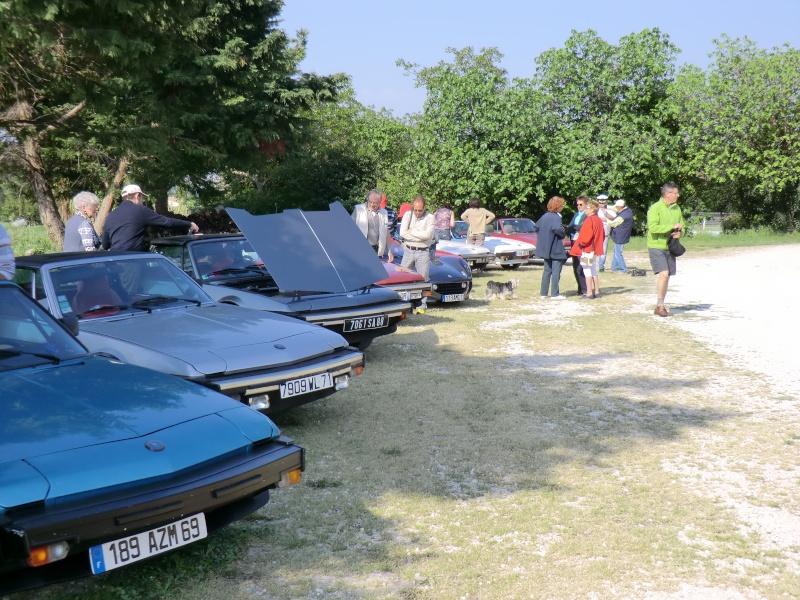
[[475, 257, 491, 263], [280, 372, 333, 398], [344, 315, 388, 332], [515, 250, 530, 257], [90, 513, 207, 574], [397, 291, 423, 301], [442, 293, 465, 302]]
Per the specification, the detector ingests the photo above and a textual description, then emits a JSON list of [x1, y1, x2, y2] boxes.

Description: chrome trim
[[207, 350, 365, 394], [301, 301, 411, 325]]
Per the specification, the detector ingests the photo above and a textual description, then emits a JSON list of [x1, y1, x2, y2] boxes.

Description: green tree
[[533, 29, 681, 217], [222, 85, 413, 214], [400, 47, 546, 215], [671, 36, 800, 231], [1, 0, 339, 245]]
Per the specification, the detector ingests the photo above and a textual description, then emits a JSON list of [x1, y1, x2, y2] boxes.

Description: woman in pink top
[[569, 199, 605, 299]]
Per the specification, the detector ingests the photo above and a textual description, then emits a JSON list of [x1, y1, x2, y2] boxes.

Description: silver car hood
[[78, 304, 347, 375]]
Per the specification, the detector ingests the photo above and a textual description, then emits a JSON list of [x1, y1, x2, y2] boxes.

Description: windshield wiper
[[132, 296, 202, 307], [76, 304, 132, 318], [0, 349, 61, 364], [207, 267, 252, 276]]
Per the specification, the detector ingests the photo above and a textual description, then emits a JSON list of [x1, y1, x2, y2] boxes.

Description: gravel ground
[[632, 244, 800, 599], [646, 244, 799, 397]]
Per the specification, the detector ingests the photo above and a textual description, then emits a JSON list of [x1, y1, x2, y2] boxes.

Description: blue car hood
[[78, 304, 347, 374], [0, 357, 280, 507]]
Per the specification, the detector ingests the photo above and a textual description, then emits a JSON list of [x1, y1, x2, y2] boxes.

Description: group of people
[[353, 182, 684, 317], [352, 192, 500, 314], [63, 184, 199, 254], [526, 194, 635, 300], [7, 181, 683, 318], [534, 182, 684, 315]]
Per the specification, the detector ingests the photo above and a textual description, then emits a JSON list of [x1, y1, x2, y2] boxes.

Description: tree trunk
[[22, 137, 65, 249], [95, 156, 130, 235]]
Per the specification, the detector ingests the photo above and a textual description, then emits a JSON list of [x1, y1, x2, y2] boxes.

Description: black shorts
[[648, 248, 676, 275]]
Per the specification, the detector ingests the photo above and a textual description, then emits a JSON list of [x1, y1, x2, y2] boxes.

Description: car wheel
[[501, 264, 522, 270]]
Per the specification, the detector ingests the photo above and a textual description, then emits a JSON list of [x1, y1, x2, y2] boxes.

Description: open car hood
[[228, 202, 388, 294]]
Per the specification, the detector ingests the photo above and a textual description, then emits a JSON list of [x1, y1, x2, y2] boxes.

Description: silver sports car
[[13, 252, 364, 414]]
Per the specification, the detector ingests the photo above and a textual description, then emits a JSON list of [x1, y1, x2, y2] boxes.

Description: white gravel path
[[644, 244, 800, 397]]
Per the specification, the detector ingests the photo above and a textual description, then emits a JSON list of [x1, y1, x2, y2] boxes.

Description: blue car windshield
[[0, 287, 86, 370]]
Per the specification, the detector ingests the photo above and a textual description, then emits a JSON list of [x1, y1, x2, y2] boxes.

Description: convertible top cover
[[227, 202, 388, 293]]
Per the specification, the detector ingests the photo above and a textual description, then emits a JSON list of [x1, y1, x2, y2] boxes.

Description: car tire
[[353, 339, 372, 351]]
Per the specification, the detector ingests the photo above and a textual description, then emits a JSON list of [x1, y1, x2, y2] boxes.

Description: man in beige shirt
[[399, 196, 435, 313]]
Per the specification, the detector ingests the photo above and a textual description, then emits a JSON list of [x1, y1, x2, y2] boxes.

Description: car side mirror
[[59, 315, 79, 336]]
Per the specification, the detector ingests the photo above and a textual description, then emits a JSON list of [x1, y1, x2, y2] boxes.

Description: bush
[[721, 214, 748, 233]]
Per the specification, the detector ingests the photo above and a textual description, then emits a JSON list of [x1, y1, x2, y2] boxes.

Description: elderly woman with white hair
[[63, 191, 101, 252]]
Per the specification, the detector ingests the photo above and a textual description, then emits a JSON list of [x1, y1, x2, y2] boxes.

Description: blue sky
[[280, 0, 800, 116]]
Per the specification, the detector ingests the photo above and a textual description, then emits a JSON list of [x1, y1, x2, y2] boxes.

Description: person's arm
[[0, 226, 14, 280], [576, 219, 594, 250], [418, 214, 435, 244], [449, 211, 455, 228], [141, 205, 199, 233], [399, 212, 412, 241], [101, 228, 111, 250], [485, 209, 495, 223]]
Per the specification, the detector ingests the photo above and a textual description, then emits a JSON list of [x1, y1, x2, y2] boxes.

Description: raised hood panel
[[0, 358, 247, 465], [228, 202, 388, 293]]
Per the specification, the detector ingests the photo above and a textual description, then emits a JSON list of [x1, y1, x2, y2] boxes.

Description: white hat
[[614, 199, 626, 207], [596, 194, 609, 200], [121, 184, 147, 197]]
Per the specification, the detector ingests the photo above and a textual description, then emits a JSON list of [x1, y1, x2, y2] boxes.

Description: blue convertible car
[[0, 282, 304, 593]]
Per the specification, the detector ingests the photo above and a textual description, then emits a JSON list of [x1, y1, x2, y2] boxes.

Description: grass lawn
[[13, 235, 800, 600]]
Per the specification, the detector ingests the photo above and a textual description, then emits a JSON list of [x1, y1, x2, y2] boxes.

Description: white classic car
[[449, 221, 536, 270]]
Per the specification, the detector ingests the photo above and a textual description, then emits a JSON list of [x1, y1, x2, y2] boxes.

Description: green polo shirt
[[647, 198, 685, 250]]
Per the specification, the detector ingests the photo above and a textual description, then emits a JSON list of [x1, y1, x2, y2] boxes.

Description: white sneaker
[[551, 295, 566, 300], [540, 295, 548, 299]]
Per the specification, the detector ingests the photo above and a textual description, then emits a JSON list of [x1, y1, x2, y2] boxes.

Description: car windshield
[[452, 222, 469, 238], [502, 219, 536, 234], [0, 286, 87, 371], [48, 257, 213, 319], [190, 239, 267, 281]]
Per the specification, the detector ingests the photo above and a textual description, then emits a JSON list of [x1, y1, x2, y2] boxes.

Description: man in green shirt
[[647, 182, 685, 317]]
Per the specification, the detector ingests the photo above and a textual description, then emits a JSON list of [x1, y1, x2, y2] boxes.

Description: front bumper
[[0, 438, 303, 594], [202, 348, 366, 413]]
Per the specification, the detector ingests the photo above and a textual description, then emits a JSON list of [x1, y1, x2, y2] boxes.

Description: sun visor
[[226, 202, 388, 293]]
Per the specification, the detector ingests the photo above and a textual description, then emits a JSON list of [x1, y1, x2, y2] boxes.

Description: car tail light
[[27, 542, 70, 567], [278, 468, 302, 488], [350, 365, 364, 377]]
